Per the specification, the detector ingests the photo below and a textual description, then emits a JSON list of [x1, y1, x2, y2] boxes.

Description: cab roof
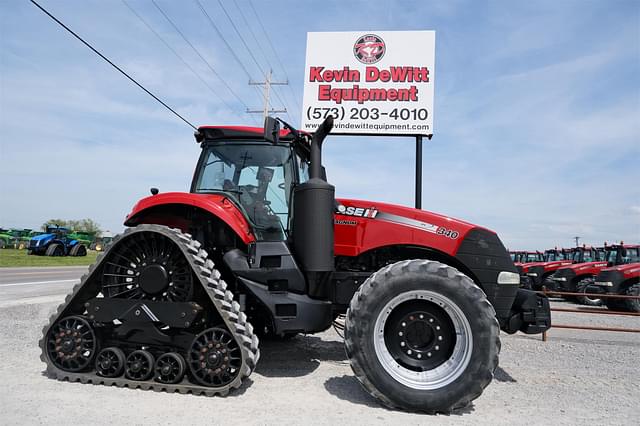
[[195, 126, 306, 143]]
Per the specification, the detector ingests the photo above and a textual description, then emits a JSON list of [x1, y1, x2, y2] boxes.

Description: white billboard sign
[[301, 31, 435, 136]]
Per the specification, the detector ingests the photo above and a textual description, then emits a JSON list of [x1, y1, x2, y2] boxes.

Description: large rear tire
[[622, 284, 640, 313], [575, 278, 602, 306], [344, 259, 499, 413]]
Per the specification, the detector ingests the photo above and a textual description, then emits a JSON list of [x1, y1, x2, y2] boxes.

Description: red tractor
[[40, 117, 550, 413], [592, 247, 640, 312], [513, 251, 544, 289], [549, 245, 609, 305], [519, 248, 574, 290]]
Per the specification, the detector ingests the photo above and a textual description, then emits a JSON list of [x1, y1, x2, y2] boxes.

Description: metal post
[[415, 135, 423, 209]]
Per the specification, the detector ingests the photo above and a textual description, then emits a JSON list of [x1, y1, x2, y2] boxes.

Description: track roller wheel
[[154, 352, 186, 384], [188, 327, 242, 387], [95, 347, 126, 377], [45, 316, 97, 372], [125, 350, 155, 381]]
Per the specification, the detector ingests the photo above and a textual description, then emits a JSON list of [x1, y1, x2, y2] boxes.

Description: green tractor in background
[[11, 229, 35, 249], [67, 230, 96, 248], [0, 228, 19, 249]]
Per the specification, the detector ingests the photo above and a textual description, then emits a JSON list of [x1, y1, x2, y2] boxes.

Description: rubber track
[[39, 224, 259, 396], [344, 259, 500, 413]]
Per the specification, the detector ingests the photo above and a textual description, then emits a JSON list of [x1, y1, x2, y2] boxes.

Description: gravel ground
[[0, 296, 637, 425]]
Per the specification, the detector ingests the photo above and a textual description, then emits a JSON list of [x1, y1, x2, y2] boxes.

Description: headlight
[[552, 277, 567, 282], [594, 281, 613, 287], [526, 272, 538, 277], [497, 271, 520, 285]]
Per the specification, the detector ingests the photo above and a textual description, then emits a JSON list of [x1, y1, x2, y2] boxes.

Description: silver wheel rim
[[373, 290, 473, 390]]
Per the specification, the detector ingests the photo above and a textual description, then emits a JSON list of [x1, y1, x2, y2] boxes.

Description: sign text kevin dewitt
[[301, 31, 435, 136]]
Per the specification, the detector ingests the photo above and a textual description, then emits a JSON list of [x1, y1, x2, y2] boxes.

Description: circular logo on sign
[[353, 34, 386, 64]]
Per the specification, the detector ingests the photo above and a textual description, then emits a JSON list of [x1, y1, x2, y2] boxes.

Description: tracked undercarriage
[[39, 225, 259, 395]]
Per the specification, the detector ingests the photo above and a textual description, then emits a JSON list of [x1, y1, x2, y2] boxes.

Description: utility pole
[[246, 69, 287, 121], [574, 236, 580, 247]]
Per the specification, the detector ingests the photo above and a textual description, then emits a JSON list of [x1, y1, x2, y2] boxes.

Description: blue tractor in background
[[28, 226, 87, 256]]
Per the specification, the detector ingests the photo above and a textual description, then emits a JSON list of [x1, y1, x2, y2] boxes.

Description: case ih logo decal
[[353, 34, 386, 64], [336, 204, 379, 218]]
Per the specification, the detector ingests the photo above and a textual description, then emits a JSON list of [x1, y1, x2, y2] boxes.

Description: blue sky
[[1, 0, 638, 249]]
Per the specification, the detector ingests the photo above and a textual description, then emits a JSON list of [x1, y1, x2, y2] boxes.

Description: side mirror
[[264, 116, 280, 144]]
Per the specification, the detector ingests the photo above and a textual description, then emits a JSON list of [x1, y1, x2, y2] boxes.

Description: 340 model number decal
[[436, 227, 459, 239]]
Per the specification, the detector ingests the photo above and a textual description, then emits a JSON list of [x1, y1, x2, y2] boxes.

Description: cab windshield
[[193, 142, 296, 240]]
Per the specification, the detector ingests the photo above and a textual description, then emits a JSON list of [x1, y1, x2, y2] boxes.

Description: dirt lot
[[0, 287, 637, 425]]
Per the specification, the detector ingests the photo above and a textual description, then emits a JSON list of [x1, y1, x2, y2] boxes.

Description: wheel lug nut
[[400, 342, 405, 347], [417, 354, 422, 359], [427, 352, 432, 357], [401, 322, 406, 327], [419, 314, 424, 319], [429, 318, 434, 323], [436, 326, 440, 330], [435, 345, 440, 350], [398, 331, 403, 336], [438, 336, 443, 341], [407, 350, 412, 355]]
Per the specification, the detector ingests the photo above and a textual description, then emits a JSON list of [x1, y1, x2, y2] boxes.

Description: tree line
[[42, 218, 102, 237]]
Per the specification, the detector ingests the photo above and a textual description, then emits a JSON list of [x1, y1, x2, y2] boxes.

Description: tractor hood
[[563, 261, 609, 274], [31, 233, 53, 242], [519, 260, 573, 274], [602, 262, 640, 274], [334, 198, 489, 257]]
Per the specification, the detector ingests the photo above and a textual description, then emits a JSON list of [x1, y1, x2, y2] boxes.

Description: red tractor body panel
[[559, 261, 609, 277], [520, 260, 573, 274], [125, 192, 255, 245], [125, 193, 484, 258], [333, 198, 480, 257], [602, 262, 640, 277]]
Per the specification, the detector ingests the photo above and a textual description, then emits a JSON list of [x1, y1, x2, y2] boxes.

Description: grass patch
[[0, 249, 99, 267]]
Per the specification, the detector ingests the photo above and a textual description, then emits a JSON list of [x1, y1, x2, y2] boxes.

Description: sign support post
[[415, 135, 422, 209]]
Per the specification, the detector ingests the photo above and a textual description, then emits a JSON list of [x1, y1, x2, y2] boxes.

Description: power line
[[216, 0, 265, 77], [151, 0, 249, 109], [194, 0, 252, 81], [194, 0, 267, 114], [121, 0, 235, 113], [230, 0, 273, 72], [29, 0, 197, 130], [214, 0, 290, 121], [247, 0, 302, 116], [228, 0, 294, 121]]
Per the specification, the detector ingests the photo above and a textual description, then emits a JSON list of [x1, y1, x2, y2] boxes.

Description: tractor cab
[[571, 245, 602, 263], [191, 127, 307, 241], [46, 225, 70, 238], [605, 244, 640, 266], [523, 251, 544, 263], [543, 248, 572, 262]]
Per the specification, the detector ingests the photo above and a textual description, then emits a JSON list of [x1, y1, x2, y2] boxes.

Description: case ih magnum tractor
[[40, 117, 550, 413], [588, 245, 640, 313], [551, 245, 617, 306], [519, 248, 574, 290]]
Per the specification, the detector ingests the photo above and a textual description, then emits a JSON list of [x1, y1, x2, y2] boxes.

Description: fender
[[124, 192, 255, 245]]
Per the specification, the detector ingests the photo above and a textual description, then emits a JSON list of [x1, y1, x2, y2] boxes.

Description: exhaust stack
[[292, 117, 335, 298]]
